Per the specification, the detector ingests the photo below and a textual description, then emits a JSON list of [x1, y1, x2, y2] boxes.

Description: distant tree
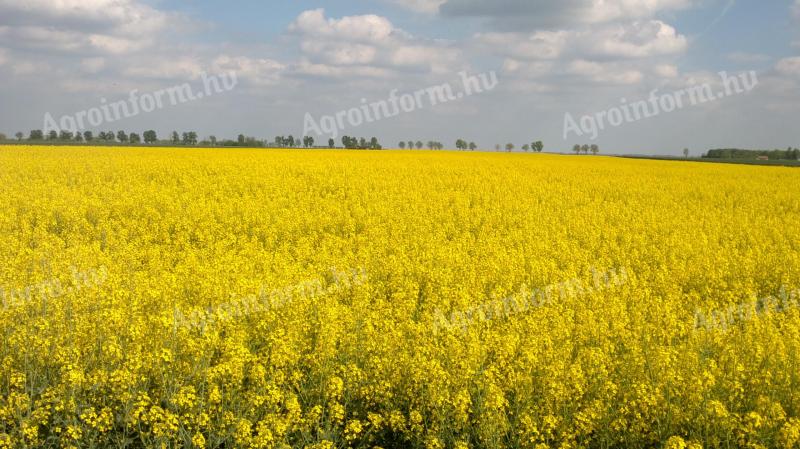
[[522, 144, 530, 152], [84, 131, 94, 142], [129, 133, 141, 144], [427, 141, 435, 150], [415, 141, 423, 150], [74, 133, 83, 142], [30, 130, 44, 140], [171, 131, 180, 144], [532, 141, 544, 152], [590, 144, 599, 155], [0, 133, 6, 141], [506, 143, 514, 152], [581, 144, 590, 155], [15, 132, 24, 141], [180, 132, 197, 145], [59, 131, 73, 141], [370, 137, 380, 150], [302, 136, 314, 148], [287, 135, 295, 147], [117, 130, 128, 143], [143, 130, 157, 144], [683, 148, 689, 158], [329, 138, 335, 148], [209, 136, 217, 146], [48, 130, 58, 140], [469, 142, 477, 151], [456, 139, 467, 150], [407, 141, 415, 150], [399, 141, 406, 149], [573, 144, 581, 155]]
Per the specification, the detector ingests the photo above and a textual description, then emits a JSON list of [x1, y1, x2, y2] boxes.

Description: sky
[[0, 0, 798, 154]]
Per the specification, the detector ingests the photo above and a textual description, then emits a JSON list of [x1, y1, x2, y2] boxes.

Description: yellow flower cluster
[[0, 146, 799, 448]]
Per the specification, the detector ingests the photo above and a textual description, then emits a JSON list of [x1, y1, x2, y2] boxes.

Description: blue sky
[[0, 0, 798, 154]]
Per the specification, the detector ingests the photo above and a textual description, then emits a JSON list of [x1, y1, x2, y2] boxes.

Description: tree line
[[487, 141, 545, 152], [0, 130, 389, 149], [0, 130, 554, 153], [703, 148, 800, 161], [571, 144, 600, 155]]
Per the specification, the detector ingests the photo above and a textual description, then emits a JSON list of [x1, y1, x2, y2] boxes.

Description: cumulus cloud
[[475, 31, 568, 60], [440, 0, 694, 28], [212, 56, 285, 86], [466, 0, 690, 96], [653, 63, 678, 78], [476, 20, 685, 60], [288, 9, 461, 76], [585, 20, 686, 58], [0, 0, 172, 55]]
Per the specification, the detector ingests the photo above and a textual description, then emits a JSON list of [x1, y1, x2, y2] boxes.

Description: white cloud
[[440, 0, 694, 27], [653, 64, 678, 78], [292, 59, 393, 79], [0, 0, 168, 37], [475, 20, 685, 62], [288, 9, 461, 77], [475, 31, 568, 60], [290, 9, 397, 43], [584, 21, 686, 58], [213, 55, 285, 86], [0, 0, 174, 56]]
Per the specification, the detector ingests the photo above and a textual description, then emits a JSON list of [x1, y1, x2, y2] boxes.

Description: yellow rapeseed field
[[1, 146, 800, 449]]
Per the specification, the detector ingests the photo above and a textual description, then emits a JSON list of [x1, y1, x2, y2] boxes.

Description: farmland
[[1, 146, 800, 449]]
